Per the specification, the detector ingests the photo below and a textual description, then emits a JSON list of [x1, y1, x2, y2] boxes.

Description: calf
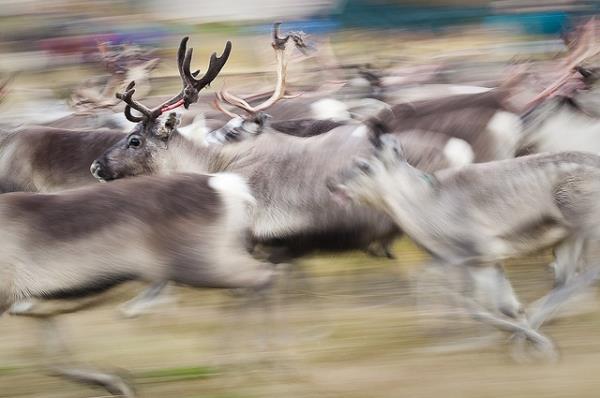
[[328, 130, 600, 359]]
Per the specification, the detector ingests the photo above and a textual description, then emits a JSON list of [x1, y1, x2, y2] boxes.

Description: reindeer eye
[[128, 136, 141, 148], [356, 160, 371, 173]]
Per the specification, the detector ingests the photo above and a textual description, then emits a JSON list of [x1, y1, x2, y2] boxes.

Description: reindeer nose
[[90, 160, 107, 181]]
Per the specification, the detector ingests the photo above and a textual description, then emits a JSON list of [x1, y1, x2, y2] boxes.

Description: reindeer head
[[91, 37, 231, 181], [327, 123, 434, 210], [526, 19, 600, 114], [208, 22, 307, 144]]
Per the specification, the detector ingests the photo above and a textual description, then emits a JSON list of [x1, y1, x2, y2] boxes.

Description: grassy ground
[[1, 239, 600, 398]]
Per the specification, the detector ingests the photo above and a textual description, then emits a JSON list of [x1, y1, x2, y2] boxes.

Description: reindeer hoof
[[104, 372, 137, 398], [509, 334, 559, 364], [8, 299, 35, 315], [117, 294, 175, 319]]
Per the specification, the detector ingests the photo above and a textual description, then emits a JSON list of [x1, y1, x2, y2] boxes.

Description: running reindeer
[[4, 36, 232, 318], [327, 124, 600, 359], [0, 171, 273, 397], [0, 42, 276, 398], [91, 24, 476, 263], [69, 41, 160, 115], [90, 27, 477, 317], [0, 36, 230, 194]]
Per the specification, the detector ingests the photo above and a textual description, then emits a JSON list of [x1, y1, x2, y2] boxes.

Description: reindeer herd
[[3, 20, 600, 396]]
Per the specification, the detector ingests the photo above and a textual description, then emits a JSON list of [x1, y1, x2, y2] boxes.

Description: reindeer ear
[[249, 112, 271, 133], [156, 112, 180, 139]]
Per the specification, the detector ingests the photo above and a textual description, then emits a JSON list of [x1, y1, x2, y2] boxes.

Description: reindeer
[[0, 171, 274, 397], [0, 36, 230, 194], [209, 23, 524, 164], [327, 127, 600, 359], [2, 36, 232, 317], [0, 45, 158, 131], [69, 41, 160, 114], [92, 72, 476, 264], [365, 75, 524, 163], [207, 23, 348, 146]]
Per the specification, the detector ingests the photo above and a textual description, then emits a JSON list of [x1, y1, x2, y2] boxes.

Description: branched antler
[[116, 37, 232, 123], [70, 42, 160, 114], [214, 22, 307, 117]]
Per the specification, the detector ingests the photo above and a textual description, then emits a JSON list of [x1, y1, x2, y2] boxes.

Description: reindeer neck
[[376, 168, 441, 237], [164, 131, 213, 174], [165, 131, 248, 175]]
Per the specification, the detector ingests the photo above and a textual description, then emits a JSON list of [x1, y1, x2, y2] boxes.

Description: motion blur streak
[[1, 1, 600, 398]]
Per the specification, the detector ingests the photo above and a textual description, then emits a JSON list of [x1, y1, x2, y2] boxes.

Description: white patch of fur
[[349, 77, 371, 87], [487, 111, 523, 159], [393, 84, 492, 102], [527, 106, 600, 153], [310, 98, 351, 121], [8, 299, 34, 314], [443, 138, 474, 168], [448, 85, 493, 95], [209, 173, 255, 206], [178, 113, 209, 145], [351, 124, 369, 138], [207, 173, 273, 287]]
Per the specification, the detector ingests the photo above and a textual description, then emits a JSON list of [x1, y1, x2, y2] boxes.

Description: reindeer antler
[[70, 41, 161, 114], [215, 22, 307, 117], [116, 36, 232, 123]]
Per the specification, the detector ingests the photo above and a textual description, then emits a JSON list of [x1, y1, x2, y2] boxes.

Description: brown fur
[[4, 173, 221, 242], [388, 89, 514, 162], [0, 126, 124, 192]]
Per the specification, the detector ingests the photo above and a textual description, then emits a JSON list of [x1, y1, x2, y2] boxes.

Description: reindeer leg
[[528, 265, 600, 330], [511, 237, 596, 355], [462, 264, 557, 359], [39, 317, 136, 397], [118, 281, 172, 318], [420, 267, 552, 354], [551, 236, 585, 287], [364, 234, 398, 260], [414, 262, 494, 353]]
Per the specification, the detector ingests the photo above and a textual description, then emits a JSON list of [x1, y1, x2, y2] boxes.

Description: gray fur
[[0, 126, 125, 192], [94, 114, 479, 259], [331, 137, 600, 356], [0, 172, 272, 313], [94, 122, 402, 258]]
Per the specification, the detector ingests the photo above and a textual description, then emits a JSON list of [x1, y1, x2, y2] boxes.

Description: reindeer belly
[[485, 216, 569, 260]]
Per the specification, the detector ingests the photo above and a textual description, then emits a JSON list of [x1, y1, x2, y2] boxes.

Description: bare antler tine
[[116, 36, 232, 123], [215, 22, 303, 117]]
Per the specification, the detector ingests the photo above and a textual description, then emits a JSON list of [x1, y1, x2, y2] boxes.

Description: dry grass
[[1, 239, 600, 398]]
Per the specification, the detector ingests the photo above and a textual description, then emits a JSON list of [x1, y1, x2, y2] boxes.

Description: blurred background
[[2, 1, 600, 397]]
